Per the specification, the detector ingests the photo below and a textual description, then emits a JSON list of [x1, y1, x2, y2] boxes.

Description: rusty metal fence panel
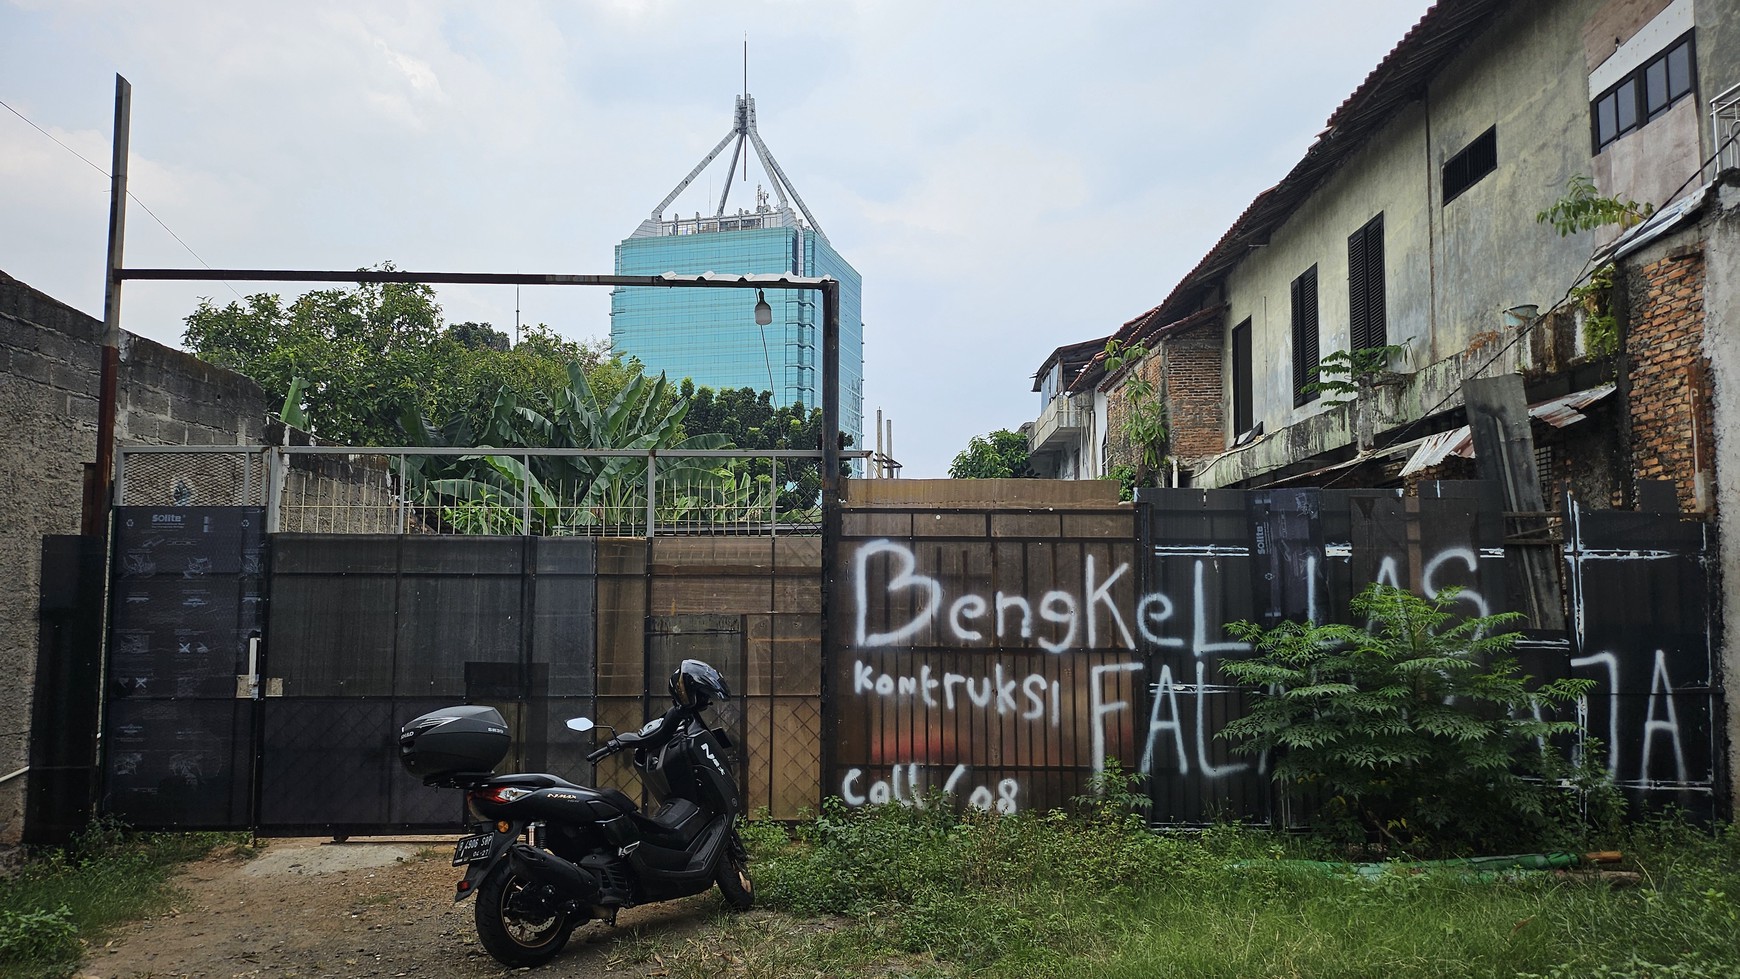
[[833, 506, 1142, 815]]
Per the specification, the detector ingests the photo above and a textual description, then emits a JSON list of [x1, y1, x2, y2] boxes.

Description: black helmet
[[669, 659, 729, 708]]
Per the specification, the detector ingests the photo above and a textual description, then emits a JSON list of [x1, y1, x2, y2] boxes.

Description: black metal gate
[[103, 507, 265, 829], [1137, 485, 1509, 825], [102, 520, 599, 834]]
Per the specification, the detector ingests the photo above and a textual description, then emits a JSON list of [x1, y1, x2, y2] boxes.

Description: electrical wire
[[759, 319, 779, 408], [1318, 130, 1739, 491], [1, 97, 243, 301]]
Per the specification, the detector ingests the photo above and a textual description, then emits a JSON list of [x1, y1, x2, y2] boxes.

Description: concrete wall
[[0, 270, 272, 843], [1702, 180, 1740, 821]]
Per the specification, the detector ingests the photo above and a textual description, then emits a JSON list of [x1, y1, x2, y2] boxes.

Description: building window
[[1291, 266, 1319, 407], [1347, 213, 1386, 352], [1231, 317, 1253, 436], [1592, 31, 1695, 152], [1442, 127, 1497, 204]]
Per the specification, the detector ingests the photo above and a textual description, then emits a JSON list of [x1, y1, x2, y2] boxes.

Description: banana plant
[[398, 364, 739, 535]]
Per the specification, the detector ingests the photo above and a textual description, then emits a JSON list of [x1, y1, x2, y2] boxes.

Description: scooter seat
[[631, 798, 707, 847]]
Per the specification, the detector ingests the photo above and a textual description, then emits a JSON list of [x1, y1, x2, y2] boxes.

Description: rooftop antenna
[[743, 35, 749, 182], [645, 41, 829, 239]]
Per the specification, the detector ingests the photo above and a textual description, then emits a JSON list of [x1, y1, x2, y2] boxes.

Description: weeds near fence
[[0, 817, 249, 979], [694, 803, 1740, 978]]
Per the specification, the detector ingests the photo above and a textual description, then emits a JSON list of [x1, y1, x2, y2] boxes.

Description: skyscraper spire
[[641, 92, 828, 241]]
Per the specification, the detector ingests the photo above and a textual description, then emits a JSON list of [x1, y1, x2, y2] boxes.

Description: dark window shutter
[[1292, 266, 1319, 407], [1348, 227, 1368, 349], [1232, 318, 1253, 435], [1367, 219, 1386, 349], [1348, 214, 1386, 352]]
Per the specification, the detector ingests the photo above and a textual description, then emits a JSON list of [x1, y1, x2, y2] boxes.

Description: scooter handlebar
[[586, 739, 620, 763]]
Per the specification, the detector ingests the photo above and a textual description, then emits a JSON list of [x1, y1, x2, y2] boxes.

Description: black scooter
[[398, 659, 752, 967]]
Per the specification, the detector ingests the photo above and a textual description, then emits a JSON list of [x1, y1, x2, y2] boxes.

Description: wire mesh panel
[[102, 507, 265, 829], [117, 450, 266, 507], [276, 453, 403, 534]]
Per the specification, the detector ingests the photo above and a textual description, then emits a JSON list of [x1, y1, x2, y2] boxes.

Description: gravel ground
[[75, 836, 734, 979]]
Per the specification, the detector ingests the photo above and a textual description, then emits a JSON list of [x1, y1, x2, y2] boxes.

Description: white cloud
[[1, 0, 1433, 475]]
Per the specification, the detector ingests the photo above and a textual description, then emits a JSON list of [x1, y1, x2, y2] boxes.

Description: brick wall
[[1161, 324, 1227, 462], [1623, 249, 1712, 514], [1103, 356, 1161, 473], [0, 270, 272, 843]]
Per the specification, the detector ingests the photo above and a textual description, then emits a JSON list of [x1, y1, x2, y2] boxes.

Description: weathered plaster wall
[[0, 270, 271, 843], [1222, 1, 1605, 442], [1702, 181, 1740, 817]]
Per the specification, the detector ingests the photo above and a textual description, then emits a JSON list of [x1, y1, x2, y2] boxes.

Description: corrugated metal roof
[[1398, 383, 1616, 476]]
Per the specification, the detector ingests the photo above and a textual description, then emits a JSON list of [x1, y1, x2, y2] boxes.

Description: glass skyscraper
[[609, 94, 864, 451]]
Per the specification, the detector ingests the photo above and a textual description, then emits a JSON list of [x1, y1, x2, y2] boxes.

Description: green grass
[[0, 818, 251, 979], [661, 804, 1740, 979]]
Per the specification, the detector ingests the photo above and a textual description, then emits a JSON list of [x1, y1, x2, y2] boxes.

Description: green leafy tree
[[678, 381, 848, 511], [1536, 174, 1651, 237], [949, 429, 1035, 479], [1218, 583, 1597, 853], [182, 268, 619, 445], [1536, 175, 1653, 358], [1302, 342, 1409, 403], [447, 321, 511, 352]]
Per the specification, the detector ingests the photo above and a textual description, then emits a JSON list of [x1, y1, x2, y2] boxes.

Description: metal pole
[[521, 454, 532, 535], [87, 74, 130, 537], [818, 279, 840, 806], [265, 448, 283, 534], [645, 453, 658, 538]]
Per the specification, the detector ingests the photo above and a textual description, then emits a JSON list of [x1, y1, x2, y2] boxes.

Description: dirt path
[[78, 837, 733, 979]]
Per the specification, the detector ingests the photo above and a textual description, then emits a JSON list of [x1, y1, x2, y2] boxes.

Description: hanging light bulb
[[754, 289, 773, 326]]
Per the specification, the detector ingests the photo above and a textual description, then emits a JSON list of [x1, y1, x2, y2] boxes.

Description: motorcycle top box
[[399, 705, 510, 780]]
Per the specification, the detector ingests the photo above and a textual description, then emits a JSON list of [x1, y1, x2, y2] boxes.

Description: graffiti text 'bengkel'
[[853, 538, 1223, 653]]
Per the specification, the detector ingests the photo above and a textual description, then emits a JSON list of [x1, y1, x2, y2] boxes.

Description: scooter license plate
[[452, 833, 493, 866]]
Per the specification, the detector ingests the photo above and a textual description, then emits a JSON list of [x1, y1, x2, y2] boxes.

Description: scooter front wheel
[[474, 861, 580, 967], [717, 831, 754, 911]]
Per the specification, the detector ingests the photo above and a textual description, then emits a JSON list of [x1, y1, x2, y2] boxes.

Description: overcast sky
[[2, 0, 1434, 477]]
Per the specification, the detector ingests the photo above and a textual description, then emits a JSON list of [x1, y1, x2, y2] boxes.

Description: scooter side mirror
[[565, 717, 596, 733]]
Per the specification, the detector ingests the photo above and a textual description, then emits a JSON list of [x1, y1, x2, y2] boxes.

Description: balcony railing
[[1713, 83, 1740, 175], [1029, 394, 1091, 453]]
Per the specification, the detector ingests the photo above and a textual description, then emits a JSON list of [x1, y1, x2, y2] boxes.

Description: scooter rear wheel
[[474, 861, 580, 967]]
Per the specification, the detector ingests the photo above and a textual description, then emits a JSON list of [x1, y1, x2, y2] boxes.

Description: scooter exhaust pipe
[[507, 844, 603, 903]]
